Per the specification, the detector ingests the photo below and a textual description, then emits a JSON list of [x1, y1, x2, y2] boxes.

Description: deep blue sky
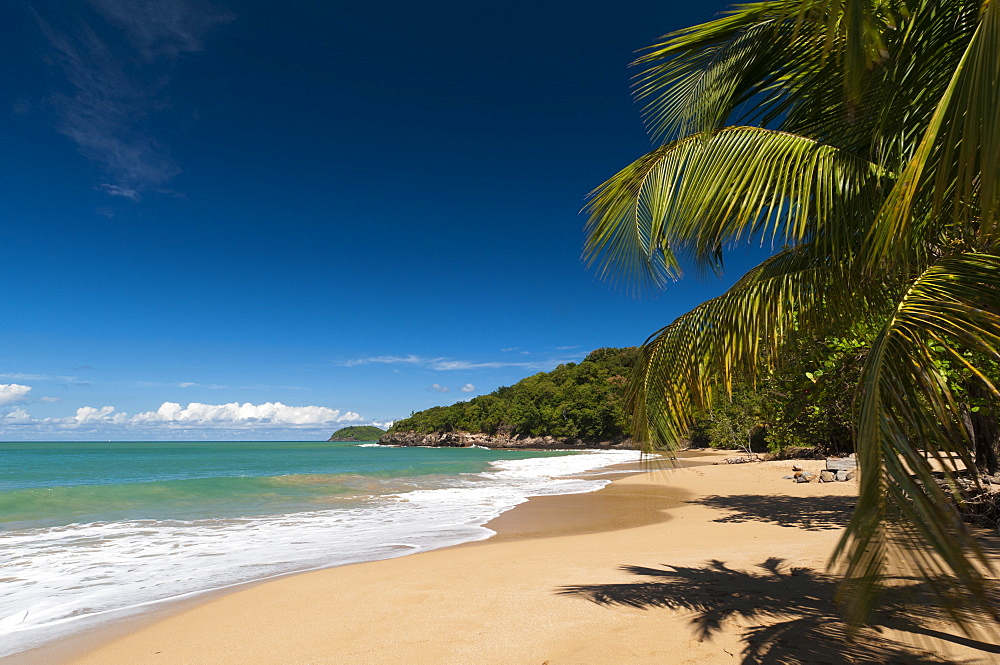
[[0, 0, 756, 440]]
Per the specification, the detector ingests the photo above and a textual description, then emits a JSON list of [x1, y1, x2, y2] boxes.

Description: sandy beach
[[16, 449, 1000, 664]]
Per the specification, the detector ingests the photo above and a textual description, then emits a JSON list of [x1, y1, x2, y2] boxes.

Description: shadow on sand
[[689, 494, 857, 531], [560, 557, 1000, 664]]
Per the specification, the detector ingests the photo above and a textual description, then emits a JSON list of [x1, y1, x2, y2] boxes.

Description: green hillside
[[387, 347, 638, 442], [328, 425, 386, 441]]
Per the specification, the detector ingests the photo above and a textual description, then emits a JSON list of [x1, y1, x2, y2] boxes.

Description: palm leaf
[[866, 1, 1000, 271], [583, 126, 886, 292], [832, 252, 1000, 627], [632, 0, 909, 143]]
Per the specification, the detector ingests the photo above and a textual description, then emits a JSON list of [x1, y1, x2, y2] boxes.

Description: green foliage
[[327, 425, 386, 441], [689, 333, 867, 455], [705, 389, 765, 453], [387, 347, 639, 441]]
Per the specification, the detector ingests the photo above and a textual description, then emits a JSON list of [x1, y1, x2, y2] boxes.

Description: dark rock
[[377, 430, 634, 450]]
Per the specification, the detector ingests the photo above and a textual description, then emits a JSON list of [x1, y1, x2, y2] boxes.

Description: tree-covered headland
[[387, 347, 638, 443], [328, 425, 386, 441]]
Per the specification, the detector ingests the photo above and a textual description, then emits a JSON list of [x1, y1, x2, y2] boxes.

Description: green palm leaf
[[832, 252, 1000, 626], [866, 1, 1000, 269], [583, 127, 886, 292]]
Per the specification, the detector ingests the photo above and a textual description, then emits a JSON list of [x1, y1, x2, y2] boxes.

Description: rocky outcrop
[[377, 430, 633, 450]]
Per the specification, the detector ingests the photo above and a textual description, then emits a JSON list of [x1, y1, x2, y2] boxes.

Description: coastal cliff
[[378, 430, 632, 450]]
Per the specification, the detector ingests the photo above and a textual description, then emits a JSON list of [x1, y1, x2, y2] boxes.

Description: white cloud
[[132, 401, 357, 426], [430, 384, 450, 393], [460, 383, 475, 393], [0, 384, 32, 406], [71, 405, 128, 424], [0, 400, 372, 440], [39, 396, 62, 403], [4, 408, 33, 424]]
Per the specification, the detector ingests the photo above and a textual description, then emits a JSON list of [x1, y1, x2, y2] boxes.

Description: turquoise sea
[[0, 440, 636, 657]]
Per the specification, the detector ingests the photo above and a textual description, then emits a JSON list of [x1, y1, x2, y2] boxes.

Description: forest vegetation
[[386, 347, 638, 442], [327, 425, 386, 441]]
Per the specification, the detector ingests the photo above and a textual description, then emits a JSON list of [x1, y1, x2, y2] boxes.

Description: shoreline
[[12, 449, 1000, 664], [3, 448, 669, 664]]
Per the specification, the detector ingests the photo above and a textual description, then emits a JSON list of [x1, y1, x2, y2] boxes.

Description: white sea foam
[[0, 449, 638, 657]]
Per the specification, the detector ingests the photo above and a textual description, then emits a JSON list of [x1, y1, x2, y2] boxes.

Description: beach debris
[[724, 453, 762, 464], [825, 457, 857, 473], [785, 458, 859, 482]]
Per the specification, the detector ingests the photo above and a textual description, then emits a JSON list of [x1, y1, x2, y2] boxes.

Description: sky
[[0, 0, 759, 441]]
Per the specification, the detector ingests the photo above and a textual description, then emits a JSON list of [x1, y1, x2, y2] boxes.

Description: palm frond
[[633, 0, 910, 143], [633, 4, 815, 141], [866, 1, 1000, 270], [832, 252, 1000, 627], [583, 127, 886, 292]]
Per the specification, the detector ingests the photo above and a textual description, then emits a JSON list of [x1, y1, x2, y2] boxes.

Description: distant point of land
[[328, 425, 386, 442]]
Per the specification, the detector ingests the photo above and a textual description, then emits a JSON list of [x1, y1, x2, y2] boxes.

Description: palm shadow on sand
[[559, 557, 1000, 664], [689, 494, 857, 531]]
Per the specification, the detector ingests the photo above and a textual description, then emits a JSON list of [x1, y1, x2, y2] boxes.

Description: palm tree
[[585, 0, 1000, 626]]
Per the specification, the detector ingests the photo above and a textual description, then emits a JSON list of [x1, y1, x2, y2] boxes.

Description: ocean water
[[0, 440, 637, 657]]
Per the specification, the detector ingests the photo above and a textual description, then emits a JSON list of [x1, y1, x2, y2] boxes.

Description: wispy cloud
[[338, 354, 576, 372], [32, 1, 232, 198], [88, 0, 233, 59], [430, 384, 450, 393], [338, 355, 431, 368], [132, 380, 307, 391], [0, 373, 79, 382]]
